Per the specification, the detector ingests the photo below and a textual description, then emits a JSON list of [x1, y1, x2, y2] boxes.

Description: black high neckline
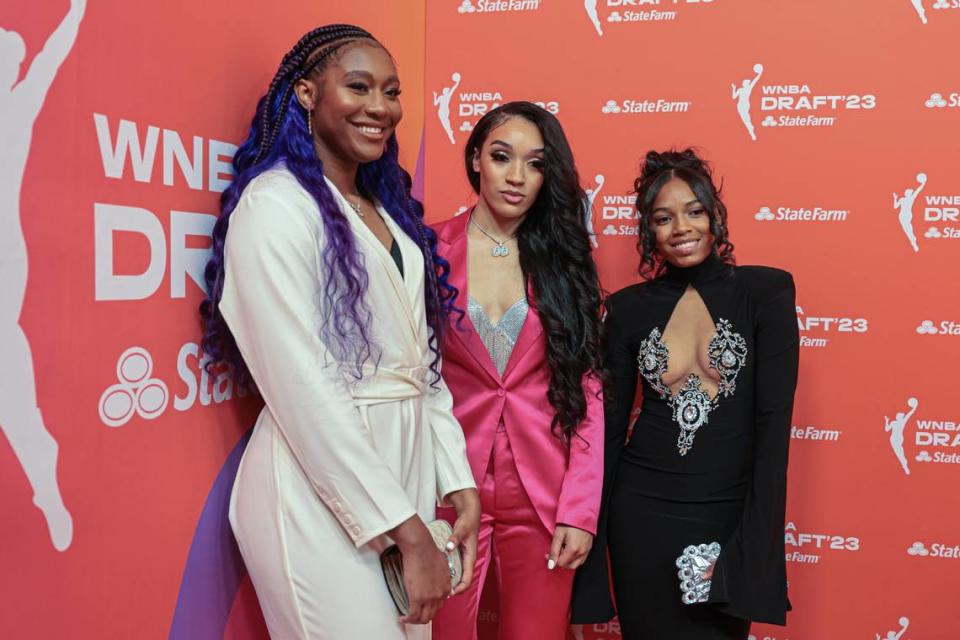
[[663, 252, 729, 287]]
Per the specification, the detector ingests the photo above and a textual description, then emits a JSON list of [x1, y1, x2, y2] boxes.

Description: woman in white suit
[[199, 25, 480, 639]]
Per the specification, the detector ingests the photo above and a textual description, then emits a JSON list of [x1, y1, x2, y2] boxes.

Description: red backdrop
[[2, 0, 958, 638], [422, 2, 959, 639]]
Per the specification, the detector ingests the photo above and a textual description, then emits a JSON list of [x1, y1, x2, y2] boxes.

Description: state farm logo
[[906, 540, 960, 559], [456, 0, 540, 14], [600, 97, 691, 115], [924, 91, 960, 108], [98, 343, 253, 427], [916, 319, 960, 336], [885, 396, 960, 475], [99, 347, 169, 427], [910, 0, 960, 24], [585, 0, 717, 34], [796, 305, 868, 348], [753, 204, 849, 223], [791, 424, 842, 442], [731, 63, 876, 140], [892, 172, 960, 252], [433, 71, 559, 143], [784, 521, 860, 565]]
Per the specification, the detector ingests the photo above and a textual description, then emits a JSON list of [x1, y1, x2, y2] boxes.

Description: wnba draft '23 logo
[[795, 305, 868, 349], [98, 343, 254, 428], [892, 172, 960, 252], [433, 71, 560, 144], [1, 0, 86, 552], [885, 396, 960, 475], [585, 0, 716, 33], [731, 63, 877, 140], [910, 0, 960, 24], [456, 0, 541, 15]]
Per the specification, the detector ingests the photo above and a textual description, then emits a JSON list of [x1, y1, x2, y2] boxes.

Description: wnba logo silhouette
[[584, 174, 605, 248], [732, 63, 763, 140], [876, 615, 910, 640], [1, 0, 85, 552], [98, 347, 170, 428], [434, 72, 462, 144], [893, 173, 926, 252], [885, 397, 918, 475], [584, 0, 603, 35]]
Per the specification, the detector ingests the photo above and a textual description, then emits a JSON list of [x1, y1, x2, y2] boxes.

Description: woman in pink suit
[[431, 102, 605, 639]]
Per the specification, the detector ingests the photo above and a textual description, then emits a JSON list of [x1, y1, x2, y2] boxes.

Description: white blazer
[[222, 166, 474, 639]]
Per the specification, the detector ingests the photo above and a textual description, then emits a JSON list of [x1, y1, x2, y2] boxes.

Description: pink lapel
[[501, 280, 544, 381], [439, 214, 502, 384]]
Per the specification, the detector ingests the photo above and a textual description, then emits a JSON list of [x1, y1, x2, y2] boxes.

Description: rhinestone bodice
[[637, 318, 748, 455], [468, 296, 528, 376]]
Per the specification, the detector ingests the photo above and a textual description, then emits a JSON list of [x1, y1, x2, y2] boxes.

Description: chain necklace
[[470, 214, 516, 257], [346, 198, 364, 217]]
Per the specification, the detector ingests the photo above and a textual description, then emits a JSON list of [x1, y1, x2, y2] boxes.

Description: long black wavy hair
[[464, 101, 604, 442], [199, 25, 456, 387], [634, 148, 736, 279]]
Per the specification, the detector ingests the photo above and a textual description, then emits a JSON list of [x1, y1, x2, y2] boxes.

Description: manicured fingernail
[[547, 558, 556, 570], [446, 541, 456, 551]]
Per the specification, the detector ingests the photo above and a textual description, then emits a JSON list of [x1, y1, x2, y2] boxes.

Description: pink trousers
[[433, 425, 573, 640]]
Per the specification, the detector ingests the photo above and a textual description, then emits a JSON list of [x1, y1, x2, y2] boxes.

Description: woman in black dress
[[572, 149, 799, 638]]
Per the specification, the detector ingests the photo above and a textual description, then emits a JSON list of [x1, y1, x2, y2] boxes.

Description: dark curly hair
[[464, 102, 604, 442], [634, 148, 735, 279]]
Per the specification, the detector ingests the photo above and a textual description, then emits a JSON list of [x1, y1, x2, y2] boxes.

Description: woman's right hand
[[390, 516, 451, 625]]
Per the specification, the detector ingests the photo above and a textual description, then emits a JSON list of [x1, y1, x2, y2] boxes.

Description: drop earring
[[308, 109, 314, 137]]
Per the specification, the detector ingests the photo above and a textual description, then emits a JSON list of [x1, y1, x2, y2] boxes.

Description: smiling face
[[650, 176, 715, 268], [296, 41, 402, 165], [471, 116, 545, 221]]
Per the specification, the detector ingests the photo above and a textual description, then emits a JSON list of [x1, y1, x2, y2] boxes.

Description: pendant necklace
[[470, 214, 516, 257]]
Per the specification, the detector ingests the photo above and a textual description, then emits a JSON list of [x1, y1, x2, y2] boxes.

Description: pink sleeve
[[555, 374, 605, 535]]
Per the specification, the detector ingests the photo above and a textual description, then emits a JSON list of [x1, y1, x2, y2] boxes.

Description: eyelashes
[[489, 152, 545, 170]]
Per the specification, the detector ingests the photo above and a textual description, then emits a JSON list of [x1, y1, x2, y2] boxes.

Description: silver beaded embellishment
[[468, 296, 528, 376], [637, 318, 747, 455]]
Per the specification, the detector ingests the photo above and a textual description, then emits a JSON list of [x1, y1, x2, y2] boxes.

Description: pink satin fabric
[[432, 213, 604, 537], [433, 427, 574, 640]]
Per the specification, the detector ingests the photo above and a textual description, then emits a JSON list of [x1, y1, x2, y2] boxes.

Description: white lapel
[[323, 178, 421, 351]]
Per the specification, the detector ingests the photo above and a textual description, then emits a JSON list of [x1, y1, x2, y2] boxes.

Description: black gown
[[571, 254, 799, 638]]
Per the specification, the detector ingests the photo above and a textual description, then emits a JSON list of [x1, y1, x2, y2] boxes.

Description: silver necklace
[[347, 198, 364, 217], [470, 214, 516, 257]]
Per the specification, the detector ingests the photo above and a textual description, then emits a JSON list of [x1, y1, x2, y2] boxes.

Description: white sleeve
[[421, 361, 476, 504], [219, 187, 416, 548]]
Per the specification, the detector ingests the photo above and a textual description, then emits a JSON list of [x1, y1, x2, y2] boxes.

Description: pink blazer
[[433, 213, 604, 535]]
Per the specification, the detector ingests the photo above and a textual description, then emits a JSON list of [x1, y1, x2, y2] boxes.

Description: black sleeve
[[572, 292, 639, 623], [707, 270, 799, 625]]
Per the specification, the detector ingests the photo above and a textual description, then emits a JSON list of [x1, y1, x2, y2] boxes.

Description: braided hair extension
[[200, 25, 456, 388], [633, 149, 736, 279]]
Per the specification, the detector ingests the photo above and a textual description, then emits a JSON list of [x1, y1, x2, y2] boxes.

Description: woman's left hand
[[548, 525, 594, 570], [444, 488, 481, 595]]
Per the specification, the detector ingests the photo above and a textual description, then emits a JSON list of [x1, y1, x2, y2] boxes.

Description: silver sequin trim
[[637, 318, 747, 455], [468, 296, 528, 376]]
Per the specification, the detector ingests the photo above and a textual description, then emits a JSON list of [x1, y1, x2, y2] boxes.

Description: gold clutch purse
[[380, 519, 463, 615]]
